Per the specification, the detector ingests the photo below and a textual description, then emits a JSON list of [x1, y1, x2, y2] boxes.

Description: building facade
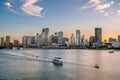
[[109, 38, 117, 42], [58, 31, 63, 45], [6, 35, 10, 49], [1, 37, 4, 46], [95, 28, 102, 47], [14, 40, 19, 47], [118, 35, 120, 42], [95, 28, 102, 43], [89, 36, 95, 46], [70, 33, 75, 45], [41, 28, 49, 46], [76, 30, 80, 46]]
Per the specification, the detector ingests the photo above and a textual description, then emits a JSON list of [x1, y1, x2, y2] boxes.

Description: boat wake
[[1, 50, 99, 68]]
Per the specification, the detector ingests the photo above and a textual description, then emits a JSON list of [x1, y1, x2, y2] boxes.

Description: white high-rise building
[[70, 33, 75, 45], [76, 30, 80, 46], [58, 31, 63, 45]]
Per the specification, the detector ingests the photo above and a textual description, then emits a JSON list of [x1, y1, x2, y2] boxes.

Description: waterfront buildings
[[5, 27, 120, 49]]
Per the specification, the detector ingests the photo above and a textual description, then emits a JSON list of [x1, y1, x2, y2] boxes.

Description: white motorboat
[[52, 57, 63, 65]]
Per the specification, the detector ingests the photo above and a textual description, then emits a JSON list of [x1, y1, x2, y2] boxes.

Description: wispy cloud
[[95, 3, 111, 11], [81, 0, 102, 10], [21, 0, 44, 17], [81, 0, 115, 16]]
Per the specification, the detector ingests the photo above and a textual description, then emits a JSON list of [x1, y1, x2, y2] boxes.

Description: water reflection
[[0, 49, 120, 80]]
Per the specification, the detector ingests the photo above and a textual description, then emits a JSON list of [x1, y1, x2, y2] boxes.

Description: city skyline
[[0, 0, 120, 42]]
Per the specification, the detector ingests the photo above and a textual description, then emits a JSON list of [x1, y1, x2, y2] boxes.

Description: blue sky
[[0, 0, 120, 42]]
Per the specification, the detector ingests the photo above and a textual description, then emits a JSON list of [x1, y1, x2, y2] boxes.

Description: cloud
[[82, 0, 113, 10], [95, 3, 111, 11], [117, 11, 120, 16], [81, 0, 101, 10], [5, 2, 12, 8], [5, 2, 19, 14], [21, 0, 44, 17], [81, 0, 115, 16]]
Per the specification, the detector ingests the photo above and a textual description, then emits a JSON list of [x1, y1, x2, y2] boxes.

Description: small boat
[[52, 57, 63, 65], [94, 64, 100, 69], [109, 50, 114, 53], [36, 56, 39, 58]]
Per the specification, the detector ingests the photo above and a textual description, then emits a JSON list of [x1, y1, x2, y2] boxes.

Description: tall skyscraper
[[70, 33, 75, 45], [1, 37, 4, 46], [6, 35, 10, 49], [95, 28, 102, 43], [76, 30, 80, 46], [58, 31, 63, 45], [118, 35, 120, 42], [41, 28, 49, 46]]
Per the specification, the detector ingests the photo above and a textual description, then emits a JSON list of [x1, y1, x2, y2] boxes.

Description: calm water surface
[[0, 49, 120, 80]]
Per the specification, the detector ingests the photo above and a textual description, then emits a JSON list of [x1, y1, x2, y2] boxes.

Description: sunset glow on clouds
[[21, 0, 44, 17]]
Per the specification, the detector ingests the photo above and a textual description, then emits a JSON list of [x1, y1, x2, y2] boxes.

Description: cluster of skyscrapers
[[1, 27, 120, 49]]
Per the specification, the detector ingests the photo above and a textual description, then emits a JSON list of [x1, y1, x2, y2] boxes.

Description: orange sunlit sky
[[0, 0, 120, 43]]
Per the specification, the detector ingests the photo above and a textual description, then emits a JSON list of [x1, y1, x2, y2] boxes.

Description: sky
[[0, 0, 120, 42]]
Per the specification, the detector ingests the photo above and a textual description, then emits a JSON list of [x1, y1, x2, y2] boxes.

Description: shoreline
[[0, 47, 120, 50]]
